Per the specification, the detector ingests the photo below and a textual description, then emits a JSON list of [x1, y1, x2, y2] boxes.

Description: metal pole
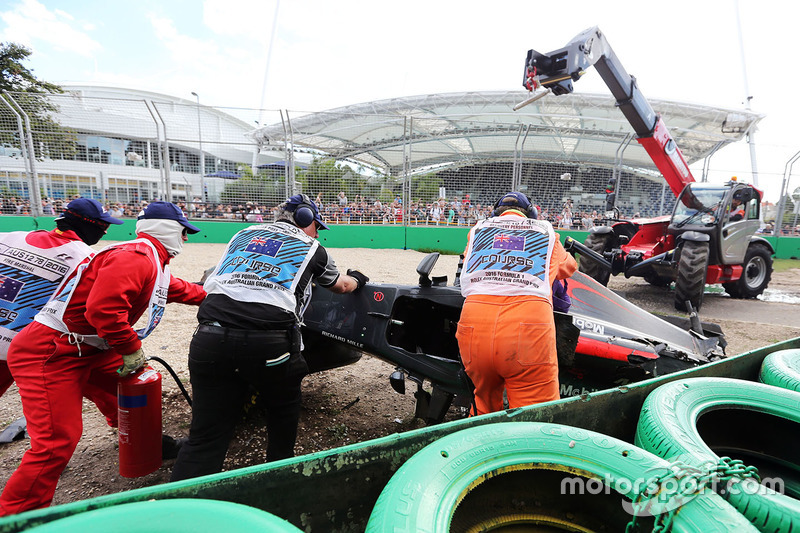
[[735, 0, 760, 188], [191, 92, 205, 203], [612, 134, 633, 211], [0, 93, 33, 191], [774, 148, 800, 237], [285, 111, 296, 194], [144, 101, 164, 202], [3, 91, 43, 216], [700, 142, 724, 183], [151, 102, 171, 201], [279, 110, 289, 197], [512, 124, 523, 186], [516, 124, 531, 191]]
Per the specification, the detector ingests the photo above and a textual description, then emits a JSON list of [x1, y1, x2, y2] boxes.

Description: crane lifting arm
[[522, 26, 695, 197]]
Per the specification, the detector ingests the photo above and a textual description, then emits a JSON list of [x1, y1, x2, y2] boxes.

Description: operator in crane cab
[[729, 193, 746, 222]]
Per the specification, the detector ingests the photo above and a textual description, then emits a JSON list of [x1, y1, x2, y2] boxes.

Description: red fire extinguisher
[[118, 365, 162, 478]]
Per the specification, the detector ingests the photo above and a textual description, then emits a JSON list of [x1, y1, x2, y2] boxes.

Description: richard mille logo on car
[[574, 318, 604, 334], [321, 330, 364, 349]]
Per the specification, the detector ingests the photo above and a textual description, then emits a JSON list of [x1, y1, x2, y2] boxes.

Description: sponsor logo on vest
[[475, 254, 534, 267]]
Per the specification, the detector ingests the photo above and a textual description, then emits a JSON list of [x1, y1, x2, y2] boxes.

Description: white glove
[[117, 348, 146, 377]]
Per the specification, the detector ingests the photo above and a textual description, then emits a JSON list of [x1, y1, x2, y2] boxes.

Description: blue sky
[[2, 0, 799, 202]]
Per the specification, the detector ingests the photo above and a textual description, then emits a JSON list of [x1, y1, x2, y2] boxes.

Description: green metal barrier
[[0, 217, 673, 255], [1, 336, 797, 533]]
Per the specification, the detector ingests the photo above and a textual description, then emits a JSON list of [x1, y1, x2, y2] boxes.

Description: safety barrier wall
[[1, 217, 799, 258], [0, 336, 797, 533]]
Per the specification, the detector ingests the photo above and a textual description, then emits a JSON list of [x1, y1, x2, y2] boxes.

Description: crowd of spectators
[[2, 194, 800, 235]]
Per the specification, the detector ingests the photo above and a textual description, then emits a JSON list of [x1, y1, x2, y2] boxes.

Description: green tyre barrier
[[366, 422, 757, 533], [26, 499, 303, 533], [634, 377, 800, 532], [759, 349, 800, 392]]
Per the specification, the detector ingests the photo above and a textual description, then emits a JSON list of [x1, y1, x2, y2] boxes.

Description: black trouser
[[170, 324, 307, 482]]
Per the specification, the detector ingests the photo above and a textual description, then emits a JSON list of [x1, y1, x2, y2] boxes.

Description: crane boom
[[523, 26, 695, 197]]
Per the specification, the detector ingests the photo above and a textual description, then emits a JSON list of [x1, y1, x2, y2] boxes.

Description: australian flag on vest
[[492, 233, 525, 251], [245, 236, 283, 257], [0, 274, 24, 302]]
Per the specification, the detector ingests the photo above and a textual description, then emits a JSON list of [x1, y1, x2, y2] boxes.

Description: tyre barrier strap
[[635, 376, 800, 532], [625, 457, 761, 533]]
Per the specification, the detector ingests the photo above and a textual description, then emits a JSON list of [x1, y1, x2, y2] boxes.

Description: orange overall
[[456, 211, 576, 415]]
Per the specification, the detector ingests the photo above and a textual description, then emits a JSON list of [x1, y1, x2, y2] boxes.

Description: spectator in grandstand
[[456, 192, 577, 415], [430, 200, 443, 225], [559, 199, 573, 229], [108, 203, 125, 218], [170, 194, 369, 481], [41, 200, 55, 216], [1, 198, 15, 215]]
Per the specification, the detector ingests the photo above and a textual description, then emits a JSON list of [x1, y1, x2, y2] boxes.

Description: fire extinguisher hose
[[146, 356, 193, 407]]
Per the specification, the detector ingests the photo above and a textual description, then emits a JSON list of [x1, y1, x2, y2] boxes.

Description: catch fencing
[[0, 89, 680, 228]]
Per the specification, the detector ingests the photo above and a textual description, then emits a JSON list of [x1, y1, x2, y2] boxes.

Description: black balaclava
[[56, 210, 108, 245]]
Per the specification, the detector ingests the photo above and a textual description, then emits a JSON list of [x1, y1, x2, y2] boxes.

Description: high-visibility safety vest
[[0, 231, 92, 359], [203, 222, 319, 321], [460, 215, 556, 300], [35, 239, 169, 351]]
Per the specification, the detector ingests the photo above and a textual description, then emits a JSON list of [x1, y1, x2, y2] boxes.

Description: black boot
[[162, 434, 187, 460]]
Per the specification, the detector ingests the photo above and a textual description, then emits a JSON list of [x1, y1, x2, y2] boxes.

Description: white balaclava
[[136, 218, 185, 257]]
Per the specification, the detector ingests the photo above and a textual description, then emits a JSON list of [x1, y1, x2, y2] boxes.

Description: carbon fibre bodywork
[[301, 254, 725, 422]]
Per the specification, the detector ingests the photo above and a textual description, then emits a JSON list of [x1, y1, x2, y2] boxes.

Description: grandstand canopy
[[249, 91, 763, 178]]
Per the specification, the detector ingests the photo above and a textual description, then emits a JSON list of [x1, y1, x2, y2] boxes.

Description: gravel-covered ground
[[0, 242, 798, 509]]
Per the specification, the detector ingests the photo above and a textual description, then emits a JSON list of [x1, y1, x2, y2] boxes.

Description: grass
[[773, 258, 800, 273]]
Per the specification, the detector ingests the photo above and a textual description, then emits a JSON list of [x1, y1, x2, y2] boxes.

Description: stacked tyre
[[369, 353, 800, 532], [27, 499, 303, 533], [634, 377, 800, 531], [366, 422, 757, 532]]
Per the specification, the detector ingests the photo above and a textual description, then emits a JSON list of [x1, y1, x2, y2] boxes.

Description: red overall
[[0, 234, 205, 516], [456, 212, 577, 415], [0, 229, 93, 397]]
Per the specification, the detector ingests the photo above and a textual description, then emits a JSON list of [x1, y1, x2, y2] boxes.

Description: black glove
[[347, 269, 369, 290]]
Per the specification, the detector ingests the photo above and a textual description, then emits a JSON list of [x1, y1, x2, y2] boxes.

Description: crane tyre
[[367, 422, 757, 532], [674, 240, 708, 311], [635, 377, 800, 532], [578, 232, 613, 286], [759, 348, 800, 392], [722, 243, 773, 299]]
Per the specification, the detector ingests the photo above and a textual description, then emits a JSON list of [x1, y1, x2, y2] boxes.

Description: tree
[[297, 157, 371, 200], [412, 172, 442, 202], [0, 42, 62, 94], [0, 42, 70, 159], [219, 164, 285, 207]]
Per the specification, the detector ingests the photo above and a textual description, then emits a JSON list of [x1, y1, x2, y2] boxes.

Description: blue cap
[[63, 198, 123, 225], [286, 194, 329, 230], [138, 201, 200, 234], [493, 191, 536, 218]]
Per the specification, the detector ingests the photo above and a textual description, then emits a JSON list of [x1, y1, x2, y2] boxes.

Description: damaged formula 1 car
[[301, 252, 726, 424]]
